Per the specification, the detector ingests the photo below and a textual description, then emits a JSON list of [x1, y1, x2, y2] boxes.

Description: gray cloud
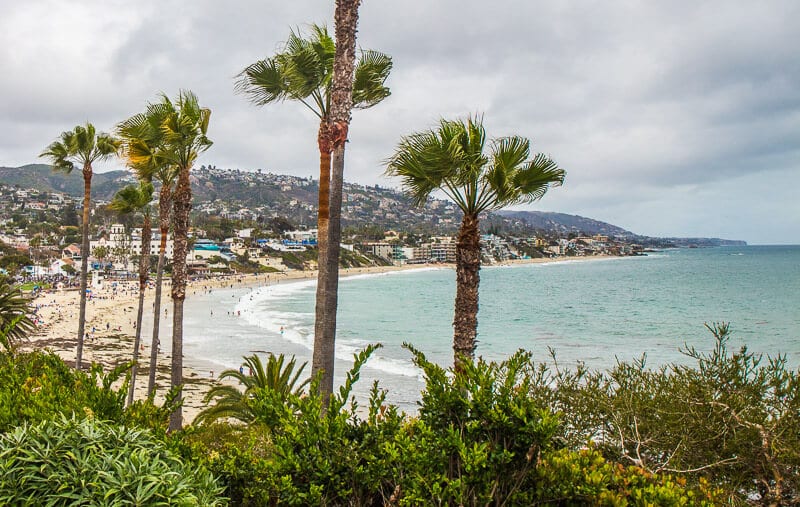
[[1, 0, 798, 244]]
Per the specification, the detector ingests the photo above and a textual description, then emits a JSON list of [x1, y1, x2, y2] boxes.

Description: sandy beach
[[22, 262, 443, 423], [22, 255, 606, 424]]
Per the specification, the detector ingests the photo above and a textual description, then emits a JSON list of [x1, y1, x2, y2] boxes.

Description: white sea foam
[[229, 275, 424, 378]]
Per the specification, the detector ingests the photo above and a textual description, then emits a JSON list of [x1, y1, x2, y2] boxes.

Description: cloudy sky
[[2, 1, 798, 244]]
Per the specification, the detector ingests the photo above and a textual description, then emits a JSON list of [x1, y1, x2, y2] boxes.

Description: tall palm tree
[[236, 24, 391, 397], [109, 182, 154, 406], [386, 117, 566, 370], [117, 106, 179, 397], [40, 123, 119, 369], [195, 353, 309, 426], [156, 90, 212, 431], [311, 0, 368, 400]]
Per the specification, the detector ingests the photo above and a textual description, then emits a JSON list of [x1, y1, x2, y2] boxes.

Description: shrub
[[195, 353, 310, 426], [0, 350, 173, 433], [389, 345, 561, 505], [534, 448, 720, 506], [184, 345, 404, 506], [0, 416, 225, 506], [537, 323, 800, 505]]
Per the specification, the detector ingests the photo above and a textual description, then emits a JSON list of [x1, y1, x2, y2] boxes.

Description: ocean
[[179, 245, 800, 413]]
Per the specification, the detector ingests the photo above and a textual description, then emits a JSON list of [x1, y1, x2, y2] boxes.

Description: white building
[[90, 224, 175, 267]]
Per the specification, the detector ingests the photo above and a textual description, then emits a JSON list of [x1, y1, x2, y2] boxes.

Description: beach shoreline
[[22, 254, 616, 423]]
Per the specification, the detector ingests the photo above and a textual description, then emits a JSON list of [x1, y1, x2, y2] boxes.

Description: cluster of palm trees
[[35, 0, 565, 428], [40, 91, 211, 430]]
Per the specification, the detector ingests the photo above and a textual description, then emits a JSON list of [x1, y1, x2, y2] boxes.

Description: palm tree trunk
[[170, 296, 185, 430], [310, 0, 362, 400], [76, 164, 92, 369], [127, 213, 151, 406], [148, 190, 171, 396], [169, 168, 191, 431], [319, 143, 346, 398], [312, 121, 333, 396], [453, 213, 481, 370]]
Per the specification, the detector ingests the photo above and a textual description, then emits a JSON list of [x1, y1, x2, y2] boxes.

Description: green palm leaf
[[0, 282, 34, 352], [195, 353, 310, 426]]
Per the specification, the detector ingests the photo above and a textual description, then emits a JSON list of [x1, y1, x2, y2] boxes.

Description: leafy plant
[[195, 353, 310, 426], [537, 323, 800, 505], [0, 416, 226, 506], [389, 345, 561, 505], [185, 344, 404, 505], [0, 350, 175, 433], [0, 281, 34, 352]]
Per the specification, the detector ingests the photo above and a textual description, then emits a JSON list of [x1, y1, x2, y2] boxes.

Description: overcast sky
[[2, 1, 798, 244]]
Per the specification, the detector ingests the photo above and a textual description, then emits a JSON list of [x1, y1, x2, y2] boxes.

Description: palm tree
[[155, 90, 212, 431], [147, 166, 176, 397], [386, 117, 565, 370], [236, 24, 391, 397], [309, 0, 369, 401], [109, 182, 154, 406], [0, 281, 35, 353], [40, 123, 119, 369], [117, 106, 179, 397], [194, 353, 309, 426]]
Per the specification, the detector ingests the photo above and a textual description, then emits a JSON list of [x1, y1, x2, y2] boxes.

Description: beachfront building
[[284, 229, 318, 243], [90, 224, 175, 264], [62, 244, 81, 260], [361, 241, 393, 260], [481, 234, 514, 262], [430, 237, 457, 263], [412, 244, 432, 263]]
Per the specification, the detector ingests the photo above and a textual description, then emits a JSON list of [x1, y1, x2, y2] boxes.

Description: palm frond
[[195, 352, 309, 426], [0, 282, 35, 346], [40, 123, 118, 172], [387, 115, 565, 216], [352, 50, 392, 109], [109, 182, 154, 215]]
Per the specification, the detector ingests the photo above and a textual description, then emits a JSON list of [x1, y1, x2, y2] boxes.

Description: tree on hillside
[[236, 22, 391, 398], [117, 104, 180, 397], [386, 117, 565, 370], [40, 123, 119, 369], [109, 182, 154, 406]]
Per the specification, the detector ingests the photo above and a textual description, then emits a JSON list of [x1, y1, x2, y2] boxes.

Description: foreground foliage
[[0, 281, 34, 353], [195, 353, 309, 426], [0, 416, 225, 506], [528, 323, 800, 505], [0, 350, 174, 433], [183, 345, 709, 506], [1, 324, 793, 505]]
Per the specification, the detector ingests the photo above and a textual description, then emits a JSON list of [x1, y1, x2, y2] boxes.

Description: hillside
[[0, 164, 746, 245], [495, 210, 633, 237], [0, 164, 137, 200]]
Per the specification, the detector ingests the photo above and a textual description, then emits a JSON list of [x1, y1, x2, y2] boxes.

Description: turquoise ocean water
[[182, 245, 800, 412]]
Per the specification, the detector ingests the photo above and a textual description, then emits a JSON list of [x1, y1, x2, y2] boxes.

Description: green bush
[[182, 345, 707, 506], [184, 345, 404, 506], [538, 323, 800, 505], [534, 448, 720, 506], [389, 346, 561, 505], [0, 350, 173, 433], [0, 416, 225, 506], [178, 424, 275, 506]]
